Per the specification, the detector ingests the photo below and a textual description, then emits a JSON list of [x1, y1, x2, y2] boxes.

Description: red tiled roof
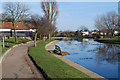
[[81, 31, 88, 32], [0, 22, 2, 28], [3, 22, 27, 30]]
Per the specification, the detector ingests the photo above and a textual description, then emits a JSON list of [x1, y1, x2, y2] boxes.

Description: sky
[[57, 2, 118, 31], [0, 0, 119, 31]]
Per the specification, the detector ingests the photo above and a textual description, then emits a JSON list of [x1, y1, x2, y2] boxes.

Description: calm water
[[54, 39, 120, 79]]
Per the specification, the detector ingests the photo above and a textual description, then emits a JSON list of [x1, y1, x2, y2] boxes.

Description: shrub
[[22, 39, 27, 43]]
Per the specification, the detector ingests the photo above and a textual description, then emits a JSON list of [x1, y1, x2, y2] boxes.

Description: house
[[99, 29, 120, 36], [114, 30, 120, 35], [55, 31, 63, 36], [91, 30, 99, 35], [0, 22, 36, 38], [81, 31, 89, 36], [99, 31, 107, 36], [75, 30, 89, 36]]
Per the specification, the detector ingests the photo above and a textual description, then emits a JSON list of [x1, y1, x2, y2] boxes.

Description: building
[[91, 30, 99, 35], [0, 22, 36, 38], [114, 30, 120, 35], [81, 31, 89, 36], [75, 30, 89, 36]]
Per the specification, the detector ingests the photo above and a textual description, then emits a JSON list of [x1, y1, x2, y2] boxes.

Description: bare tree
[[95, 16, 105, 31], [26, 15, 42, 47], [104, 11, 118, 31], [95, 11, 118, 37], [0, 13, 1, 17], [41, 0, 58, 39], [4, 2, 29, 42], [28, 15, 55, 47]]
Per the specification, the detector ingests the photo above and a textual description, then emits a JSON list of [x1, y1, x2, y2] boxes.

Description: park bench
[[5, 43, 13, 48], [54, 45, 62, 55], [52, 45, 70, 56]]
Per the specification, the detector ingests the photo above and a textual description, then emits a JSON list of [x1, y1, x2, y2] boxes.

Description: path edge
[[25, 52, 44, 78], [25, 40, 44, 79]]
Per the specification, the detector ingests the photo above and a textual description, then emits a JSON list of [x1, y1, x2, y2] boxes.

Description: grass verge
[[28, 39, 92, 79], [1, 38, 32, 55], [98, 37, 120, 41]]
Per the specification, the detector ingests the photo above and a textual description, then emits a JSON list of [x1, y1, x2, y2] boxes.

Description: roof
[[0, 22, 2, 28], [2, 22, 27, 30], [81, 31, 89, 32]]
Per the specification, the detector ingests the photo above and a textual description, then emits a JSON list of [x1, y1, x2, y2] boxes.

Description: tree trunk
[[2, 36, 4, 48], [43, 35, 45, 41], [111, 31, 114, 38], [45, 35, 46, 41], [13, 22, 17, 43], [49, 33, 51, 40], [34, 33, 37, 47], [40, 35, 41, 40]]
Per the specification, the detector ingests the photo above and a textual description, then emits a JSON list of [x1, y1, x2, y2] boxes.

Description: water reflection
[[75, 39, 120, 65], [95, 43, 120, 65]]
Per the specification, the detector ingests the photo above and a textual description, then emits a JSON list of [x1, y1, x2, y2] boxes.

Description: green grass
[[28, 40, 92, 79], [99, 37, 120, 41], [1, 38, 32, 55]]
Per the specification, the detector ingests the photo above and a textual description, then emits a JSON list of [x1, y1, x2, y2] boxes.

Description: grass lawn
[[28, 40, 92, 79], [1, 38, 32, 56], [99, 37, 120, 41]]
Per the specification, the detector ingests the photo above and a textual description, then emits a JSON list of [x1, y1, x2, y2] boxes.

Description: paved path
[[2, 41, 43, 78]]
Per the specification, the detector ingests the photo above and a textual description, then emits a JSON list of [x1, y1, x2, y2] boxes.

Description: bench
[[54, 45, 62, 55], [5, 43, 13, 48]]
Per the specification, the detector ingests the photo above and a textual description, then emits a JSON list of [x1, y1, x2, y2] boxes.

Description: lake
[[54, 39, 120, 79]]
